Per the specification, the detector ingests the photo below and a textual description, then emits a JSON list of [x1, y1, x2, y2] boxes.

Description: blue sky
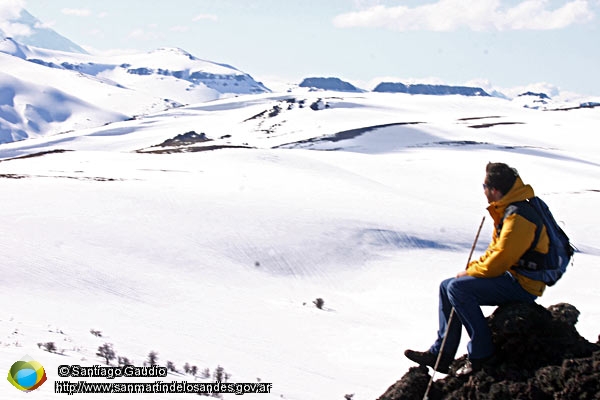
[[4, 0, 600, 96]]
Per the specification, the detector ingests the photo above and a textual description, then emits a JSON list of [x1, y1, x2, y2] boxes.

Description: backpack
[[509, 196, 575, 286]]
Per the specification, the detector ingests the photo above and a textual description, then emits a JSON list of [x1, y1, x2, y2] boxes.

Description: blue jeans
[[429, 273, 537, 360]]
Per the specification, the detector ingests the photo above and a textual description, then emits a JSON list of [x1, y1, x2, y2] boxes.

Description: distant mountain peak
[[0, 36, 271, 143], [373, 82, 490, 97], [150, 47, 196, 60], [518, 91, 551, 99], [299, 77, 364, 92], [0, 8, 87, 54]]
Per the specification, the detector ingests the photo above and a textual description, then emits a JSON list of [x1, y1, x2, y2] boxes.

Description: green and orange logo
[[7, 355, 47, 392]]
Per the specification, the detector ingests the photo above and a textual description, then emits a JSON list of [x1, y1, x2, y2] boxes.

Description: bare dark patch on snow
[[137, 144, 254, 154], [545, 102, 600, 111], [0, 173, 122, 181], [137, 130, 256, 153], [0, 149, 72, 162], [156, 131, 210, 147], [455, 116, 525, 129], [468, 121, 525, 129], [457, 116, 504, 121], [243, 98, 297, 122], [0, 173, 27, 179], [420, 140, 490, 147]]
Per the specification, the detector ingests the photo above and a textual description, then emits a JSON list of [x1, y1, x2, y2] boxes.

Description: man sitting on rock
[[405, 162, 549, 376]]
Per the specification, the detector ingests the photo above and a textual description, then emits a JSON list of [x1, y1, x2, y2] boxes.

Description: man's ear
[[491, 188, 503, 201]]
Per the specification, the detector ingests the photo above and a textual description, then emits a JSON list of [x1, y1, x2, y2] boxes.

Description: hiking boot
[[454, 356, 491, 377], [404, 349, 453, 374], [455, 359, 476, 377]]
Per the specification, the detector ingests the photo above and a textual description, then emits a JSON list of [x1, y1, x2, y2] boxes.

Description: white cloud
[[192, 14, 218, 22], [352, 0, 383, 8], [0, 0, 25, 20], [0, 21, 31, 36], [61, 8, 92, 17], [170, 25, 191, 33], [82, 44, 141, 56], [128, 28, 162, 41], [333, 0, 595, 31], [499, 81, 562, 98], [88, 28, 104, 38], [0, 0, 27, 36]]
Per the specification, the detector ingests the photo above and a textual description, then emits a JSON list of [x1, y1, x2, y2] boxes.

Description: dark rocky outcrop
[[373, 82, 490, 97], [299, 77, 363, 92], [518, 92, 551, 100], [156, 131, 210, 147], [378, 303, 599, 400]]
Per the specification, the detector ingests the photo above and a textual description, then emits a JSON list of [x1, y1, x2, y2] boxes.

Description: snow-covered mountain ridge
[[1, 35, 598, 145], [5, 42, 270, 96], [0, 37, 270, 143], [0, 9, 268, 103], [2, 5, 600, 148]]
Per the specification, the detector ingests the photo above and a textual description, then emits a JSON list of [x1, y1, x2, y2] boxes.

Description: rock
[[156, 131, 210, 147], [377, 303, 600, 400], [377, 366, 430, 400]]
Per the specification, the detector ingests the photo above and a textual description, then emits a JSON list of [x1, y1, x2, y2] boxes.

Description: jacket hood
[[487, 176, 535, 224]]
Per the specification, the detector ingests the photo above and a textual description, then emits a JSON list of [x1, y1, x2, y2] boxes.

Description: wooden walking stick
[[423, 216, 486, 400]]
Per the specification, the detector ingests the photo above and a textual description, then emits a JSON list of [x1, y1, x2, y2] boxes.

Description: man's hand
[[456, 270, 469, 278]]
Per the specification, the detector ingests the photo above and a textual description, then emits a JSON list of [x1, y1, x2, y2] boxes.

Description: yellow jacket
[[466, 177, 550, 296]]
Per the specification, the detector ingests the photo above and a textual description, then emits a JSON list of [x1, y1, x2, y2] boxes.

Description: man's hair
[[485, 162, 518, 195]]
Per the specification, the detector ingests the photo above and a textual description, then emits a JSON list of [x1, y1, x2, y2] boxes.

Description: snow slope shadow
[[227, 227, 458, 279], [356, 229, 456, 251], [274, 122, 430, 153]]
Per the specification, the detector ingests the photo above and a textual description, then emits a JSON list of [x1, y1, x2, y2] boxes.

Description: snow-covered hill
[[0, 65, 126, 143], [0, 88, 598, 400], [0, 37, 270, 143]]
